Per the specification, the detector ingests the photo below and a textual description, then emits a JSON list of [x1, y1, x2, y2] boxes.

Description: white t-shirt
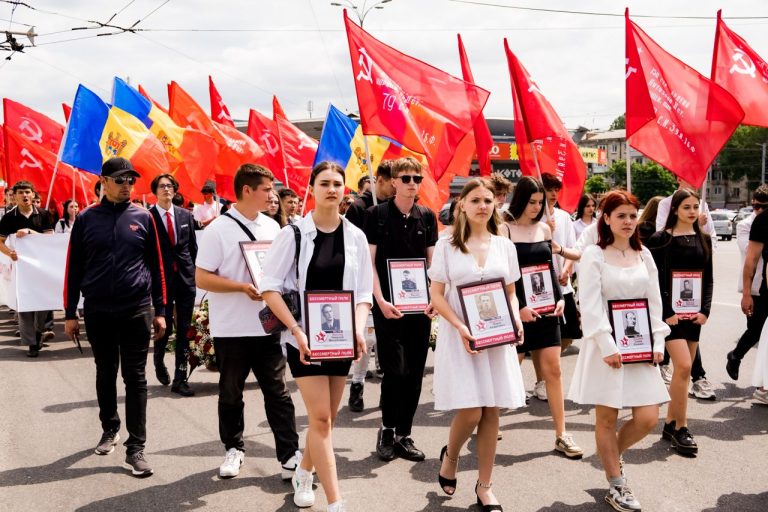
[[548, 207, 576, 294], [193, 200, 221, 225], [196, 206, 280, 338]]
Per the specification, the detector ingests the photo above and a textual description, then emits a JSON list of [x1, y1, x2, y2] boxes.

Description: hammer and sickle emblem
[[18, 117, 43, 144], [625, 58, 638, 80], [19, 148, 43, 169], [356, 47, 373, 83], [260, 132, 279, 156], [730, 49, 756, 78], [297, 134, 314, 151]]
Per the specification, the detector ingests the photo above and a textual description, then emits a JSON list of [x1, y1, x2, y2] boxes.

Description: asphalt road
[[1, 239, 767, 512]]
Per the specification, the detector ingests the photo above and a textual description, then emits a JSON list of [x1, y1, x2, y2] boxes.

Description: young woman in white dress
[[429, 178, 526, 512], [573, 194, 597, 240], [568, 191, 670, 512]]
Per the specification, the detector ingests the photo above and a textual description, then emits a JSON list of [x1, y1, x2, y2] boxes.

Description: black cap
[[101, 157, 140, 179], [201, 180, 216, 194]]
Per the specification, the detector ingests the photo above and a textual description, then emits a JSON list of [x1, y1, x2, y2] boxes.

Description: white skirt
[[752, 320, 768, 388]]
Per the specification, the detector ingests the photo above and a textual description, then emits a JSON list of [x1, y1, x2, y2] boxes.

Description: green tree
[[716, 125, 768, 189], [609, 114, 626, 131], [584, 175, 609, 194], [605, 159, 677, 204]]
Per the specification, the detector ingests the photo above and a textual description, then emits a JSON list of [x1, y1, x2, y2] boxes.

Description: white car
[[710, 212, 733, 241]]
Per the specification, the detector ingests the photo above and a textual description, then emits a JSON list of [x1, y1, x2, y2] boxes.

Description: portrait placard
[[387, 258, 430, 313], [304, 291, 357, 361], [671, 270, 703, 319], [457, 278, 520, 351], [520, 263, 556, 314], [239, 241, 272, 288], [607, 299, 654, 364]]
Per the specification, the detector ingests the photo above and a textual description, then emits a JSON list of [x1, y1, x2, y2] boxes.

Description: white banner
[[0, 246, 17, 310]]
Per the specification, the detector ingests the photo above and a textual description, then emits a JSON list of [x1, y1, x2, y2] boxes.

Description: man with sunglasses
[[64, 157, 167, 478], [366, 157, 438, 463], [731, 185, 768, 383]]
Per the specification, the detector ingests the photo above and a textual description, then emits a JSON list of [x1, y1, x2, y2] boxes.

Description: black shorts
[[560, 292, 583, 339], [516, 316, 561, 354], [286, 344, 352, 378], [665, 320, 702, 343]]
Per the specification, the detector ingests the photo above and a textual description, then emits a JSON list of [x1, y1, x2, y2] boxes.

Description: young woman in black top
[[647, 188, 713, 456]]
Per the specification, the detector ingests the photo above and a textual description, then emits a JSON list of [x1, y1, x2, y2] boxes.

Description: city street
[[1, 239, 766, 512]]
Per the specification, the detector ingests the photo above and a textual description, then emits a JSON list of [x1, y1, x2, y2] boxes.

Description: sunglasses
[[107, 176, 137, 185], [398, 175, 423, 184]]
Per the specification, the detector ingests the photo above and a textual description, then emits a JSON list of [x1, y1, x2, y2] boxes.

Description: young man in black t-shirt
[[0, 181, 54, 357], [366, 157, 438, 463]]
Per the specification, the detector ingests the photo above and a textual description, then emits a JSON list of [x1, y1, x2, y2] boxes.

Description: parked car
[[732, 212, 748, 237], [711, 212, 733, 240], [740, 206, 754, 216]]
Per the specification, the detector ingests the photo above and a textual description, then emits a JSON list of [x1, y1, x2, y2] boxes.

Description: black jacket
[[150, 205, 197, 296], [344, 191, 376, 230], [64, 198, 166, 319]]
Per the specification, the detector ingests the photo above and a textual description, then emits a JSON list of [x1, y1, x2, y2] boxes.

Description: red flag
[[139, 85, 169, 114], [504, 40, 586, 213], [62, 103, 72, 123], [3, 98, 64, 154], [247, 109, 284, 179], [712, 11, 768, 127], [209, 76, 236, 127], [626, 10, 744, 187], [0, 125, 6, 184], [458, 35, 493, 177], [344, 12, 489, 180], [273, 96, 317, 200]]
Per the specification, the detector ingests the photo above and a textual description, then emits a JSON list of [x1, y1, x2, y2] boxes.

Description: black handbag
[[223, 214, 302, 334]]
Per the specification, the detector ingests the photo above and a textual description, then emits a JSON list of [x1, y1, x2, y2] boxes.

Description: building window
[[610, 143, 618, 153], [732, 188, 741, 198]]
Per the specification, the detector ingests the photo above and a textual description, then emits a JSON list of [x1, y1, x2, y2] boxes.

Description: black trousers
[[153, 288, 195, 382], [214, 335, 299, 463], [374, 310, 431, 437], [734, 294, 768, 360], [84, 306, 152, 456]]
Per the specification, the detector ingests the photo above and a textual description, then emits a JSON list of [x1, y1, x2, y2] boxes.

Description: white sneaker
[[753, 388, 768, 405], [660, 364, 672, 385], [218, 448, 244, 478], [292, 468, 315, 508], [605, 481, 642, 511], [327, 500, 347, 512], [689, 378, 716, 400], [281, 450, 302, 480], [533, 380, 548, 401]]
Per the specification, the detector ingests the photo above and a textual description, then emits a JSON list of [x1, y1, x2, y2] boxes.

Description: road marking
[[712, 301, 741, 308]]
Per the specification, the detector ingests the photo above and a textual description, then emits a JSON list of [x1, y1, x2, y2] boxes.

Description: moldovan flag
[[247, 109, 285, 181], [169, 81, 266, 200], [625, 10, 743, 188], [113, 78, 218, 203], [458, 35, 493, 177], [314, 104, 390, 192], [60, 84, 171, 195], [209, 76, 236, 127], [504, 40, 585, 213], [712, 10, 768, 127], [273, 96, 317, 199], [344, 12, 489, 181]]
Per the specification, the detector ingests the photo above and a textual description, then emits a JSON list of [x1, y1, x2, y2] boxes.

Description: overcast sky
[[1, 0, 767, 131]]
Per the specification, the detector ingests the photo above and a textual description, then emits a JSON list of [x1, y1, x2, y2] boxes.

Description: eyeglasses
[[157, 184, 175, 190], [107, 176, 137, 185], [398, 175, 423, 184]]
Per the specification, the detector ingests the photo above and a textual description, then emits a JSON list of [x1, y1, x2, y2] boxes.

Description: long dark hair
[[507, 176, 546, 223], [597, 191, 642, 251], [61, 199, 78, 228], [663, 188, 710, 259], [450, 178, 500, 254], [576, 194, 596, 222]]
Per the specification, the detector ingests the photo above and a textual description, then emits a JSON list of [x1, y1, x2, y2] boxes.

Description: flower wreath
[[186, 298, 218, 372]]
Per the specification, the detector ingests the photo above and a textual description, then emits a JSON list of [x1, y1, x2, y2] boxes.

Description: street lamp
[[330, 0, 392, 27]]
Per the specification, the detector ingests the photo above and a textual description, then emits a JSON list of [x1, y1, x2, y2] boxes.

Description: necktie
[[166, 211, 175, 245]]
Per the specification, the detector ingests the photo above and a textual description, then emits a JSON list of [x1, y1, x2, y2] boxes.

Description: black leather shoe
[[661, 420, 676, 441], [27, 345, 39, 358], [726, 351, 741, 381], [155, 365, 171, 386], [171, 380, 195, 397], [672, 426, 698, 455], [394, 436, 425, 462], [376, 427, 396, 461], [348, 382, 364, 412]]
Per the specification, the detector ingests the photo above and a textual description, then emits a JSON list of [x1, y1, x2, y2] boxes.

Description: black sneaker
[[726, 351, 741, 381], [155, 365, 171, 386], [95, 430, 120, 455], [376, 427, 396, 461], [672, 426, 698, 455], [27, 345, 40, 358], [348, 383, 364, 412], [171, 380, 195, 397], [123, 451, 153, 477], [661, 420, 676, 441], [394, 437, 425, 462]]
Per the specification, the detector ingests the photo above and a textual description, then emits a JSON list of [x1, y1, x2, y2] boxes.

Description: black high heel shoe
[[438, 445, 457, 496], [475, 481, 503, 511]]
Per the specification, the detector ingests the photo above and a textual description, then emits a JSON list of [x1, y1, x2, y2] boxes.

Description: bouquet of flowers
[[186, 299, 218, 372]]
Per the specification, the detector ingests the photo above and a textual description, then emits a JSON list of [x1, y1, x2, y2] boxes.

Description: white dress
[[428, 236, 527, 411], [751, 320, 768, 388], [568, 245, 671, 409]]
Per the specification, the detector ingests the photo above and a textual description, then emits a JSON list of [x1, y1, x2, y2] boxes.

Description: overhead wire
[[307, 0, 350, 112]]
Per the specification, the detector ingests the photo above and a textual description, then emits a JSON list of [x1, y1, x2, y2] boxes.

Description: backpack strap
[[223, 212, 256, 241]]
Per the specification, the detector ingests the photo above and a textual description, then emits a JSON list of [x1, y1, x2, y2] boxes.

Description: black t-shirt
[[344, 191, 375, 231], [0, 206, 53, 237], [749, 210, 768, 290], [364, 199, 438, 303], [305, 224, 345, 291]]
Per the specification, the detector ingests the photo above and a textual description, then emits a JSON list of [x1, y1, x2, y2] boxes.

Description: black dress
[[286, 224, 353, 377], [646, 231, 713, 342], [514, 241, 563, 354]]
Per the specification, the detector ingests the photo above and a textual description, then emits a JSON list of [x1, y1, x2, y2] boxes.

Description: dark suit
[[150, 205, 198, 382], [321, 319, 340, 332]]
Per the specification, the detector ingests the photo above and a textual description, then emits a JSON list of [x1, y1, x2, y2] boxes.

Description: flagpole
[[625, 141, 632, 193], [363, 135, 377, 206], [78, 172, 89, 205], [44, 161, 60, 211], [700, 166, 710, 206], [301, 180, 311, 216], [530, 141, 551, 223]]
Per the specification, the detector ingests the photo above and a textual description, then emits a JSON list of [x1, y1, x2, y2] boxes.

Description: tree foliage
[[609, 114, 626, 131], [716, 125, 768, 186], [604, 160, 677, 204], [584, 175, 609, 194]]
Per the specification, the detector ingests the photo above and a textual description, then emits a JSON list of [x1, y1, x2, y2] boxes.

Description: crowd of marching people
[[4, 155, 768, 512]]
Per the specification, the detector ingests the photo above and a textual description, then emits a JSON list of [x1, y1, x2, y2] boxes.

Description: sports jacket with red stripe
[[64, 198, 166, 320]]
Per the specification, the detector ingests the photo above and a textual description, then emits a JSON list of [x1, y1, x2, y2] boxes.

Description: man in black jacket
[[64, 158, 166, 478], [149, 173, 198, 397]]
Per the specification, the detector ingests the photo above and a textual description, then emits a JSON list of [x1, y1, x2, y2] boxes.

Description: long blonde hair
[[450, 178, 501, 254]]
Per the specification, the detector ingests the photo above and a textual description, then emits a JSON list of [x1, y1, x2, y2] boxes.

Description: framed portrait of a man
[[671, 270, 703, 319], [607, 299, 653, 364], [239, 240, 273, 288], [304, 291, 356, 361], [387, 258, 430, 313], [520, 263, 556, 314], [457, 278, 520, 351]]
